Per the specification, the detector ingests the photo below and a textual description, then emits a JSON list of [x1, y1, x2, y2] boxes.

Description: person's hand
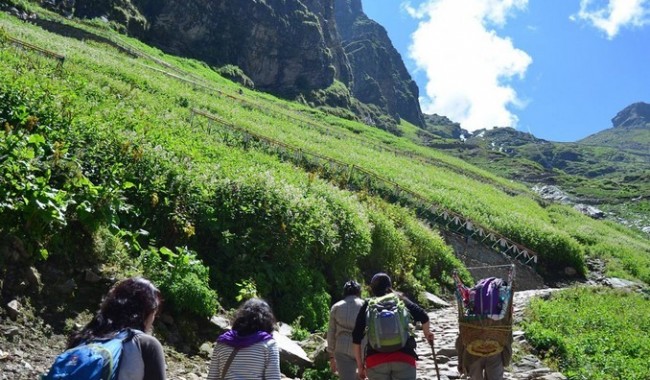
[[424, 330, 434, 344], [329, 356, 337, 374], [357, 366, 367, 380]]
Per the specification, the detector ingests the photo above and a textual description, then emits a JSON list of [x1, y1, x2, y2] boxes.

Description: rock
[[611, 102, 650, 129], [422, 291, 451, 308], [299, 334, 327, 364], [276, 322, 293, 337], [55, 279, 76, 295], [603, 277, 639, 289], [532, 185, 571, 203], [6, 300, 20, 321], [272, 331, 312, 369], [573, 204, 605, 219], [84, 269, 102, 283], [209, 315, 229, 330], [199, 342, 213, 358], [334, 0, 425, 129], [25, 267, 42, 288]]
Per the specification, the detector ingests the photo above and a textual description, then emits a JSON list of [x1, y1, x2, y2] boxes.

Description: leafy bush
[[140, 246, 218, 318]]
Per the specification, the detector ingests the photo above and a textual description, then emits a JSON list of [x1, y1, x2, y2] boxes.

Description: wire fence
[[191, 108, 539, 267]]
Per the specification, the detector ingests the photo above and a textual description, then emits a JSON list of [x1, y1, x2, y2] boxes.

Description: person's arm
[[326, 305, 337, 373], [139, 334, 167, 380], [352, 302, 368, 379], [354, 343, 365, 380], [265, 339, 282, 380], [206, 342, 222, 380], [405, 299, 434, 342]]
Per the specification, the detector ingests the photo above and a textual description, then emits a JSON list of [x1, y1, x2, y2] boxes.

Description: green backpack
[[366, 293, 411, 352]]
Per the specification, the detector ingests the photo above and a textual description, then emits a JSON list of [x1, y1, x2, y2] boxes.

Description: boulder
[[272, 331, 312, 369]]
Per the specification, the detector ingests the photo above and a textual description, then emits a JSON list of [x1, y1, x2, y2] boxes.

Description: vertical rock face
[[134, 0, 352, 97], [69, 0, 424, 128], [334, 0, 425, 127]]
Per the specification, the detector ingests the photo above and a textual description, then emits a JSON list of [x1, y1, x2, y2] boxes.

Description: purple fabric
[[217, 330, 273, 349]]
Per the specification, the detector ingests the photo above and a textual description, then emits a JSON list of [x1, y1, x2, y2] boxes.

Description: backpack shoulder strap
[[221, 347, 240, 380]]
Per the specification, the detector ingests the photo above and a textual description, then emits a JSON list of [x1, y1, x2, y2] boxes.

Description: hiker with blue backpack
[[43, 276, 166, 380], [352, 273, 433, 380], [327, 280, 365, 380]]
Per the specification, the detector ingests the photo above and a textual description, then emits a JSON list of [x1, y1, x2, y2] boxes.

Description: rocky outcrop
[[53, 0, 426, 130], [334, 0, 425, 128], [611, 102, 650, 129], [579, 102, 650, 151], [139, 0, 352, 97]]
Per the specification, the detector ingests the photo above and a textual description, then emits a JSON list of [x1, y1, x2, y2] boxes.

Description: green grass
[[1, 6, 649, 334], [523, 287, 650, 380]]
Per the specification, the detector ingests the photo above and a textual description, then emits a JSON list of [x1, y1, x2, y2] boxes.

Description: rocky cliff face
[[334, 0, 425, 127], [611, 102, 650, 129], [68, 0, 424, 129]]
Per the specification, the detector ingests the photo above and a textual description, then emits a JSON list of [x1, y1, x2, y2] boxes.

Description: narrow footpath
[[413, 289, 566, 380]]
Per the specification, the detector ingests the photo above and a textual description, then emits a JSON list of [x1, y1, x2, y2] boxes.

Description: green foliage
[[215, 64, 254, 89], [0, 79, 125, 260], [302, 367, 337, 380], [235, 279, 258, 302], [289, 316, 311, 341], [523, 287, 650, 380], [1, 9, 647, 340], [140, 246, 218, 318], [361, 199, 465, 295]]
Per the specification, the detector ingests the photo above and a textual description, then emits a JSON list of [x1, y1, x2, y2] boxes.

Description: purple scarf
[[217, 330, 273, 349]]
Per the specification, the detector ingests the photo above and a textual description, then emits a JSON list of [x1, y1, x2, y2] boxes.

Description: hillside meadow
[[1, 6, 649, 377]]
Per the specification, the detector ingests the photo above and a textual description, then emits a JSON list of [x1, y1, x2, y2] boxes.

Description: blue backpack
[[42, 329, 135, 380]]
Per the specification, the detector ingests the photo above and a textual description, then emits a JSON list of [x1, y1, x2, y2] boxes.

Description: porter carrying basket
[[454, 265, 514, 357]]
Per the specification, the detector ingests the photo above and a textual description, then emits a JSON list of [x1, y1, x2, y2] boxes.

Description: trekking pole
[[429, 336, 441, 380]]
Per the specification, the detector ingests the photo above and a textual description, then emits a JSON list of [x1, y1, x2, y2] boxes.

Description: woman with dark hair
[[327, 280, 364, 380], [207, 298, 281, 380], [66, 276, 166, 380], [352, 273, 433, 380]]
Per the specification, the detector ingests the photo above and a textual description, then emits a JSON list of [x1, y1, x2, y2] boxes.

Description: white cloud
[[570, 0, 650, 39], [403, 0, 531, 131]]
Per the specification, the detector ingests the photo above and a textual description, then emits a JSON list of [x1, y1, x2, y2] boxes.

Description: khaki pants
[[466, 353, 503, 380], [334, 352, 357, 380]]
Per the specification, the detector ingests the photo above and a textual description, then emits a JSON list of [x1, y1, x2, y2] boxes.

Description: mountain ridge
[[59, 0, 425, 130]]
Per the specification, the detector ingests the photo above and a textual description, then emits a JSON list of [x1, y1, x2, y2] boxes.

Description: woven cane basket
[[455, 268, 514, 357]]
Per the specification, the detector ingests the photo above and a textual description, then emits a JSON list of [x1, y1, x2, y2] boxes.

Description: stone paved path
[[412, 289, 566, 380]]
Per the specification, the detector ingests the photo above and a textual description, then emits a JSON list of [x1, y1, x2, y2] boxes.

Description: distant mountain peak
[[611, 102, 650, 129]]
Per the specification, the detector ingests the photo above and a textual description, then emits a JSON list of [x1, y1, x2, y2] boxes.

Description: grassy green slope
[[1, 10, 649, 329]]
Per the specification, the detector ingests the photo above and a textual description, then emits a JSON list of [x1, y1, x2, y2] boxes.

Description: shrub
[[140, 246, 218, 318]]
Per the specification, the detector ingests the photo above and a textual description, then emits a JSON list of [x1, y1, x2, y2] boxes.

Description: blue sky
[[362, 0, 650, 142]]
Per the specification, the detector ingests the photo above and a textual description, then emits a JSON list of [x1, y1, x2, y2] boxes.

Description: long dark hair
[[67, 277, 162, 348], [231, 298, 276, 336]]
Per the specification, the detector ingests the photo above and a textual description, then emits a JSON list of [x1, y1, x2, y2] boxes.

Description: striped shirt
[[327, 295, 364, 357], [207, 339, 281, 380]]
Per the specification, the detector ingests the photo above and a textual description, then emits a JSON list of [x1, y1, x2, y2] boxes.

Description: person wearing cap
[[327, 280, 365, 380], [352, 273, 434, 380]]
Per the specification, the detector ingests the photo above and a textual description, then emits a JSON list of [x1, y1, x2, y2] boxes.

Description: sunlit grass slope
[[1, 10, 649, 330]]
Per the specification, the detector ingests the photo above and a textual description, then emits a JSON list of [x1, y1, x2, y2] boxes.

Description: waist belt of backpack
[[221, 347, 240, 380]]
